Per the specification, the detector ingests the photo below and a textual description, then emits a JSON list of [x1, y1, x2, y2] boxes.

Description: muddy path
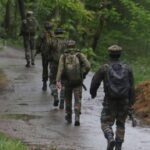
[[0, 47, 150, 150]]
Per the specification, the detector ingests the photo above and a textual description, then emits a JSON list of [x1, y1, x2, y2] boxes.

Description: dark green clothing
[[65, 85, 82, 115], [57, 48, 90, 122], [21, 16, 38, 65], [90, 59, 135, 143], [49, 37, 68, 104], [36, 30, 53, 82]]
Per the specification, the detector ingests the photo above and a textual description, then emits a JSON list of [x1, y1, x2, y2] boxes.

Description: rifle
[[128, 108, 137, 127]]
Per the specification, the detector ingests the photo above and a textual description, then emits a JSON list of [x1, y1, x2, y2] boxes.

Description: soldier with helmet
[[56, 40, 90, 126], [20, 10, 39, 67], [35, 21, 53, 91], [90, 45, 135, 150], [49, 28, 68, 108]]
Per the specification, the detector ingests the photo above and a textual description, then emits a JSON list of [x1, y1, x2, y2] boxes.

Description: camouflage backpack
[[22, 17, 37, 34], [105, 62, 130, 99], [63, 51, 82, 86]]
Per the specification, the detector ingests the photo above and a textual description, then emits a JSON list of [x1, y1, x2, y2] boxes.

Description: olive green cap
[[26, 11, 33, 15], [108, 44, 122, 52]]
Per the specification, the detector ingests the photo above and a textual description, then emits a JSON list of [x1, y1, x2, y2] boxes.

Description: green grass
[[0, 132, 28, 150], [130, 57, 150, 84]]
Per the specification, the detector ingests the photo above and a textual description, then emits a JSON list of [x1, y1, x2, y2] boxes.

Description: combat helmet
[[54, 28, 64, 35], [108, 44, 122, 52], [67, 40, 76, 47], [26, 10, 33, 16], [44, 21, 52, 30]]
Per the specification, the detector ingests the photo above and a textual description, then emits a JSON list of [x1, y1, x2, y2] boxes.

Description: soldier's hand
[[56, 81, 61, 89]]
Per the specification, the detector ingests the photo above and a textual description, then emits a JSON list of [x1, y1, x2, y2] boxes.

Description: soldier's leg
[[65, 86, 72, 123], [30, 36, 35, 65], [23, 36, 30, 67], [59, 82, 65, 109], [74, 85, 82, 126], [49, 63, 59, 106], [101, 107, 116, 150], [42, 55, 48, 91], [115, 112, 127, 150]]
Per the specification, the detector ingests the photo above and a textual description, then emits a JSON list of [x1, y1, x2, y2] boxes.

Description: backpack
[[105, 62, 130, 99], [63, 52, 82, 86], [23, 17, 37, 34]]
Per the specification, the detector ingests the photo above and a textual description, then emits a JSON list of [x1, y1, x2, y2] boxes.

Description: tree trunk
[[4, 0, 11, 34], [18, 0, 25, 20], [92, 16, 104, 52]]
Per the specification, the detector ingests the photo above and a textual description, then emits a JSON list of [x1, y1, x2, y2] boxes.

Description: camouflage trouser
[[101, 103, 128, 143], [23, 35, 35, 63], [42, 54, 49, 82], [49, 62, 65, 102], [65, 85, 82, 116]]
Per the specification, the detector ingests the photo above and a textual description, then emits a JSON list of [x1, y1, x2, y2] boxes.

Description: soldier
[[20, 11, 38, 67], [36, 21, 53, 91], [90, 45, 135, 150], [56, 40, 90, 126], [49, 28, 67, 109]]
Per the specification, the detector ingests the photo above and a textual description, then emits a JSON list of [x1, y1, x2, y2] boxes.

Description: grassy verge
[[0, 132, 28, 150]]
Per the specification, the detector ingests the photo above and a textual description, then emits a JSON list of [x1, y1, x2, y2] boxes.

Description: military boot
[[59, 99, 64, 109], [65, 113, 72, 124], [106, 134, 115, 150], [42, 81, 47, 91], [115, 140, 122, 150], [25, 61, 30, 68], [53, 95, 59, 107], [74, 114, 80, 126]]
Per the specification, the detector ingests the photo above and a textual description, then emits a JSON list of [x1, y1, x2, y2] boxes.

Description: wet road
[[0, 47, 150, 150]]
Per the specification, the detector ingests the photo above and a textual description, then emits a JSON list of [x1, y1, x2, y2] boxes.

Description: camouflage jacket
[[90, 60, 135, 106], [36, 30, 54, 56], [56, 48, 91, 82], [49, 36, 68, 63], [20, 16, 38, 36]]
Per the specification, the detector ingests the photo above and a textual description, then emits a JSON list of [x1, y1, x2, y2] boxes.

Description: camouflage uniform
[[49, 29, 67, 108], [20, 11, 38, 67], [36, 22, 53, 91], [90, 45, 135, 150], [56, 44, 90, 126]]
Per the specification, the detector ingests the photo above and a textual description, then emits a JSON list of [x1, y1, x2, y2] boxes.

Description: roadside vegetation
[[0, 132, 28, 150], [0, 0, 150, 147]]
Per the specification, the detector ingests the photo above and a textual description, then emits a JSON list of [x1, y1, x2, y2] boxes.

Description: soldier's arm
[[90, 66, 105, 98], [128, 68, 135, 106], [78, 53, 91, 77], [56, 55, 65, 82]]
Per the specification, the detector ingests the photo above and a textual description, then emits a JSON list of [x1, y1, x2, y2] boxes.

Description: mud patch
[[0, 114, 42, 122], [134, 80, 150, 125]]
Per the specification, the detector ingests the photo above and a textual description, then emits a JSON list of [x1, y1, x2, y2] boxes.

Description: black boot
[[115, 141, 122, 150], [74, 114, 80, 126], [59, 99, 64, 109], [106, 134, 115, 150], [25, 61, 30, 67], [42, 81, 47, 91], [65, 113, 72, 124], [53, 95, 59, 107]]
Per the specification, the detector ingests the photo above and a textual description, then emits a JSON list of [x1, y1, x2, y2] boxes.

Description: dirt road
[[0, 47, 150, 150]]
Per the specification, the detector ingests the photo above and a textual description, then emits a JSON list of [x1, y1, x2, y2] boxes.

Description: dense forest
[[1, 0, 150, 82]]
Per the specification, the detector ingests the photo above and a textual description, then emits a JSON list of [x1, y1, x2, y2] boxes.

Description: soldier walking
[[36, 21, 53, 91], [49, 28, 67, 109], [90, 45, 135, 150], [56, 40, 90, 126], [20, 11, 38, 67]]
